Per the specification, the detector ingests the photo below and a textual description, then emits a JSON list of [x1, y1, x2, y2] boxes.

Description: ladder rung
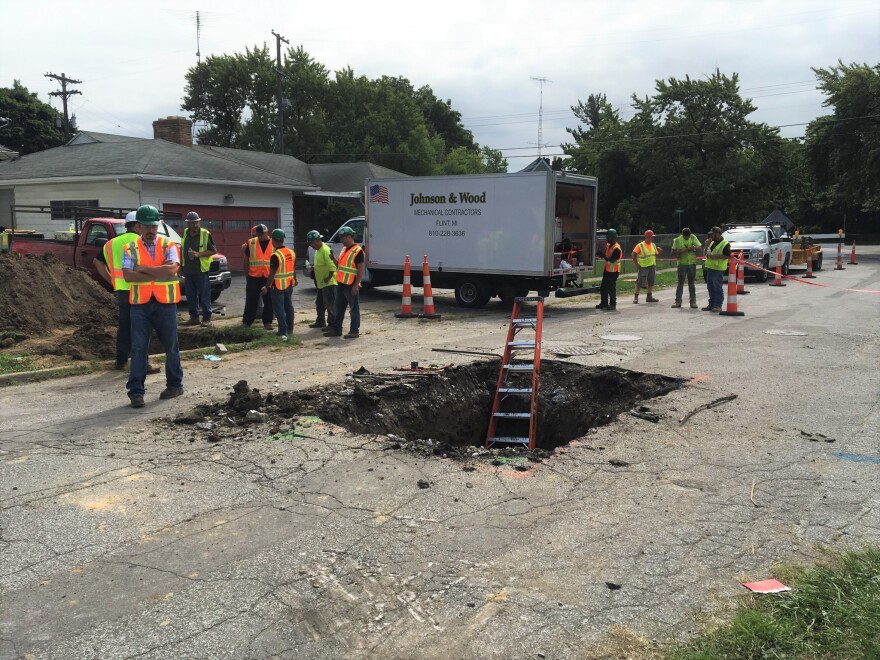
[[512, 318, 537, 326], [498, 387, 532, 395], [487, 436, 530, 446], [503, 363, 534, 371], [508, 341, 535, 348], [493, 412, 531, 419]]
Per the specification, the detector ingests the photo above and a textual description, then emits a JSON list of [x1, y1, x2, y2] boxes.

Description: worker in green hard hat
[[307, 229, 337, 329], [596, 228, 622, 311], [260, 229, 296, 341]]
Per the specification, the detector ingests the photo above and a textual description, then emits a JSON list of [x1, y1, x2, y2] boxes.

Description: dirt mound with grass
[[0, 252, 117, 354]]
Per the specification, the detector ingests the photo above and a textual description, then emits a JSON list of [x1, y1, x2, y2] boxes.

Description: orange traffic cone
[[719, 252, 745, 317], [835, 240, 846, 270], [849, 240, 858, 265], [736, 251, 750, 295], [419, 255, 441, 319], [395, 255, 417, 318], [769, 248, 786, 287], [803, 245, 816, 278]]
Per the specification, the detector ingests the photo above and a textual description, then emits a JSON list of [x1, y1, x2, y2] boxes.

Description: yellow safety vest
[[126, 237, 181, 304], [672, 234, 701, 266], [634, 241, 658, 267], [182, 227, 212, 273], [0, 231, 9, 252], [705, 239, 730, 271], [336, 244, 363, 285], [272, 247, 296, 290], [103, 231, 140, 292], [604, 242, 621, 273]]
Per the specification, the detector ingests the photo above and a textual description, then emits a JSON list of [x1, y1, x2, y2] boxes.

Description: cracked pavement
[[2, 253, 879, 659]]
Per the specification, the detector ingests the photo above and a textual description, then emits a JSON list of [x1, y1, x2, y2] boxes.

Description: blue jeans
[[184, 271, 212, 320], [127, 301, 183, 399], [706, 269, 724, 309], [270, 287, 294, 336], [675, 264, 697, 303], [115, 291, 132, 367], [333, 283, 360, 334]]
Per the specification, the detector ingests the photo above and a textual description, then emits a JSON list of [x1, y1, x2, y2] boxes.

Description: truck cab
[[721, 224, 792, 282]]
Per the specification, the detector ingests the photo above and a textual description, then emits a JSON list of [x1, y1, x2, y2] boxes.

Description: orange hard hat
[[644, 229, 655, 237]]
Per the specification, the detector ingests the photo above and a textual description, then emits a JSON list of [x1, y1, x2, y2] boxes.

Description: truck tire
[[814, 253, 823, 271], [211, 291, 222, 302], [455, 278, 490, 308], [757, 257, 769, 282]]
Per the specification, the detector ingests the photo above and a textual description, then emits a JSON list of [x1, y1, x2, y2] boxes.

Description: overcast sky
[[2, 0, 878, 169]]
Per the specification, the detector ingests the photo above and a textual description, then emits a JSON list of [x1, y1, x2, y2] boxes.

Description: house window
[[50, 200, 100, 220]]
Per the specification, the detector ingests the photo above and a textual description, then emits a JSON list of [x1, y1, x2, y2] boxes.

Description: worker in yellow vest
[[702, 226, 731, 312], [93, 211, 160, 374], [121, 205, 184, 409], [324, 226, 364, 339], [595, 229, 622, 310], [670, 227, 702, 309], [241, 224, 275, 330], [260, 229, 297, 341], [631, 229, 662, 304], [181, 212, 217, 327]]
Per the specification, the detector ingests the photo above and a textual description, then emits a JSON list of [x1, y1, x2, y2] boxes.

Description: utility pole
[[45, 72, 82, 140], [271, 30, 289, 155], [530, 76, 551, 158]]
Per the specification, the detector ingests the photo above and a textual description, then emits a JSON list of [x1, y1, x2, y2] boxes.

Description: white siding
[[10, 181, 141, 233]]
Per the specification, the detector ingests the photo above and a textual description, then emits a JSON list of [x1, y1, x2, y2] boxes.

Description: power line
[[45, 72, 81, 139], [271, 29, 290, 155]]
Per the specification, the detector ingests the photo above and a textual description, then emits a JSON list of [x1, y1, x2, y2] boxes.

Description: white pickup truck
[[722, 224, 792, 282]]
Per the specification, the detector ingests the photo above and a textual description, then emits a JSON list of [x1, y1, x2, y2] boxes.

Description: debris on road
[[678, 394, 738, 424], [742, 578, 791, 593], [629, 406, 661, 422]]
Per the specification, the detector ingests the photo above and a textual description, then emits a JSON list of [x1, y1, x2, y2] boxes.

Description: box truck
[[360, 171, 598, 308]]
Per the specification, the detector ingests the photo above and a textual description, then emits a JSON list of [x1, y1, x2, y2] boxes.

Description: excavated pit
[[224, 360, 682, 454]]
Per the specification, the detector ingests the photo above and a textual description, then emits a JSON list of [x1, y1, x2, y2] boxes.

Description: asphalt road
[[2, 249, 879, 659]]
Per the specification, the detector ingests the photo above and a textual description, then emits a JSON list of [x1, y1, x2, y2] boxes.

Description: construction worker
[[180, 212, 217, 327], [93, 212, 160, 374], [121, 205, 184, 408], [595, 228, 622, 310], [307, 229, 337, 329], [324, 226, 363, 339], [632, 229, 662, 303], [670, 227, 702, 309], [241, 224, 274, 330], [703, 226, 731, 312], [260, 229, 296, 341]]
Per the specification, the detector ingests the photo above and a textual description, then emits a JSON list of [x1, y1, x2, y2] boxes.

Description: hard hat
[[338, 226, 356, 237], [185, 211, 201, 222], [251, 224, 268, 236], [644, 229, 655, 237], [124, 210, 138, 228], [306, 230, 322, 241], [710, 226, 722, 233], [606, 229, 618, 240], [271, 228, 285, 240], [135, 204, 161, 225]]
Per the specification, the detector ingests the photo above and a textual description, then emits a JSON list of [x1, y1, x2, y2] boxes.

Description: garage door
[[162, 204, 280, 272]]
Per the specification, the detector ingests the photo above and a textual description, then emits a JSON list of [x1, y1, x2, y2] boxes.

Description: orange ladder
[[485, 296, 544, 450]]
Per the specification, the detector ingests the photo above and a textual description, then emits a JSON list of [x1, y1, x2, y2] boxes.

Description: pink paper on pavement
[[742, 578, 791, 593]]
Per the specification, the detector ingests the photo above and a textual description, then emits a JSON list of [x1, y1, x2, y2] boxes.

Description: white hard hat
[[125, 211, 137, 222]]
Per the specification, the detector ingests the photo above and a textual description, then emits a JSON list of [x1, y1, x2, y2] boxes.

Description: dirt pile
[[0, 252, 116, 335]]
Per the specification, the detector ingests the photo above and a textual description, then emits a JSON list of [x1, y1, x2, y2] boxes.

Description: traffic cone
[[849, 240, 858, 265], [803, 245, 816, 278], [419, 255, 442, 319], [736, 251, 750, 294], [769, 248, 786, 287], [719, 252, 744, 317], [835, 240, 846, 270], [395, 255, 417, 318]]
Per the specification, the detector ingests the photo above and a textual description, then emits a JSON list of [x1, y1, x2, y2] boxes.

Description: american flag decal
[[369, 184, 389, 204]]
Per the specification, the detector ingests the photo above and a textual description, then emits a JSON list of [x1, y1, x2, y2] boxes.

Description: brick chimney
[[152, 116, 193, 146]]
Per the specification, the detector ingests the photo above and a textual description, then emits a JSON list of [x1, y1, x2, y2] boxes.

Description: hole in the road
[[231, 360, 682, 452]]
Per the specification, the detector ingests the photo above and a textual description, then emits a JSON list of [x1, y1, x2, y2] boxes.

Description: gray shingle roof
[[309, 162, 409, 193]]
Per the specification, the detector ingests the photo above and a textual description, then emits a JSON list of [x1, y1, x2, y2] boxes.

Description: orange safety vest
[[336, 244, 363, 285], [604, 242, 621, 273], [247, 237, 273, 277], [272, 246, 296, 290], [127, 237, 181, 304]]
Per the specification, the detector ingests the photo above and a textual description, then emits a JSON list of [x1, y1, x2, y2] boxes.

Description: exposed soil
[[181, 361, 682, 458]]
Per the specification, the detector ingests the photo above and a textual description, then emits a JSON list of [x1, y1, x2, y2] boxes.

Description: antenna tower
[[530, 76, 552, 158]]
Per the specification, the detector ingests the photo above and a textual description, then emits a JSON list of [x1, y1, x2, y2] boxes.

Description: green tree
[[805, 61, 880, 230], [0, 81, 65, 155]]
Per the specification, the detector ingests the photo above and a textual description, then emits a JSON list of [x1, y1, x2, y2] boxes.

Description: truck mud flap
[[554, 285, 600, 298]]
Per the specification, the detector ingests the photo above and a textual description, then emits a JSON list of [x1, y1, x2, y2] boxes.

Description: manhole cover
[[550, 346, 597, 357], [599, 334, 642, 342], [764, 330, 808, 336]]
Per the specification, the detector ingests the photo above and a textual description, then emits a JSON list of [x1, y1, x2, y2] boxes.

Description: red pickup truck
[[7, 217, 232, 301]]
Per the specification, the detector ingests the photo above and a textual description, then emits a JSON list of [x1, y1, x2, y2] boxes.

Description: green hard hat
[[271, 228, 285, 240], [338, 226, 355, 237], [606, 229, 618, 240], [135, 204, 160, 225], [306, 230, 322, 241]]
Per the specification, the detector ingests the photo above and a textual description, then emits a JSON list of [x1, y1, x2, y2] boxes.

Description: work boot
[[183, 317, 200, 326], [646, 296, 659, 303], [701, 305, 714, 311], [129, 395, 145, 409], [325, 330, 342, 337], [200, 319, 212, 327], [308, 321, 326, 329], [263, 324, 273, 331], [146, 364, 161, 375], [690, 301, 698, 309], [671, 301, 682, 308], [633, 295, 639, 304], [605, 306, 616, 311], [159, 387, 184, 400], [595, 303, 608, 310], [344, 331, 360, 339]]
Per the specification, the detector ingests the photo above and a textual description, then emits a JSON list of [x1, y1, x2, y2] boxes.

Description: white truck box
[[364, 171, 598, 307]]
